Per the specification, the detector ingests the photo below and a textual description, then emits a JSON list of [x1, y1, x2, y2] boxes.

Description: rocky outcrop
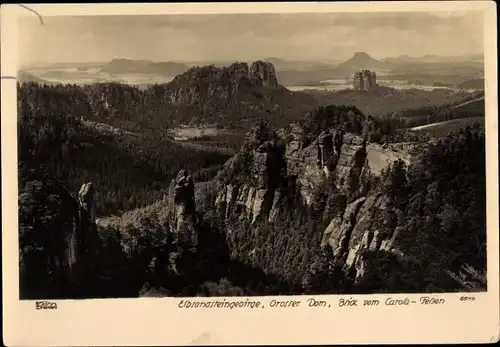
[[165, 60, 280, 105], [215, 183, 278, 224], [353, 70, 377, 91], [320, 191, 397, 281], [78, 182, 94, 219], [322, 196, 368, 260], [146, 60, 318, 130], [167, 170, 198, 249], [214, 105, 420, 285], [72, 182, 101, 290], [216, 113, 412, 225], [19, 179, 100, 299], [249, 61, 279, 87]]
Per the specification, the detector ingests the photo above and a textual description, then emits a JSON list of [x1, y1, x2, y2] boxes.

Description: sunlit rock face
[[215, 120, 410, 223], [213, 104, 419, 285]]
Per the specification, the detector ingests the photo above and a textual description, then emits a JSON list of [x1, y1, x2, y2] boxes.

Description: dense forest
[[380, 90, 484, 129], [18, 82, 232, 216], [96, 108, 486, 297], [17, 79, 487, 298], [306, 87, 483, 117]]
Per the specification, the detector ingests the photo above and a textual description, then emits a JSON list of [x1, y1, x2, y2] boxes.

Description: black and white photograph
[[3, 2, 499, 345], [14, 7, 491, 301]]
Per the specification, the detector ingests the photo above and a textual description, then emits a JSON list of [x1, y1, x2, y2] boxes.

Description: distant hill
[[100, 58, 189, 76], [382, 54, 485, 65], [17, 70, 54, 84], [262, 57, 290, 69], [457, 78, 484, 90], [274, 68, 344, 86], [337, 52, 386, 71], [262, 57, 336, 71], [275, 51, 484, 86]]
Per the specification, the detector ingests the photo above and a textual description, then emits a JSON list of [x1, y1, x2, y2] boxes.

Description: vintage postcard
[[2, 1, 499, 346]]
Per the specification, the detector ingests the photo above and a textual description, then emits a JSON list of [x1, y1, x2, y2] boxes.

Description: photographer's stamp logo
[[35, 301, 58, 310]]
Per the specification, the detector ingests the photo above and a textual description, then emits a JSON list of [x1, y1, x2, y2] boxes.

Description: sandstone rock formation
[[78, 182, 94, 220], [167, 170, 198, 250], [320, 192, 395, 275], [353, 70, 377, 91], [74, 182, 100, 281], [216, 112, 411, 221], [214, 105, 420, 284], [19, 179, 100, 298], [165, 60, 280, 106], [249, 60, 279, 87], [150, 60, 318, 130]]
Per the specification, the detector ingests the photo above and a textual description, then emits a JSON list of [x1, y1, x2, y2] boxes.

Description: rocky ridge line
[[213, 108, 423, 282], [164, 60, 279, 105]]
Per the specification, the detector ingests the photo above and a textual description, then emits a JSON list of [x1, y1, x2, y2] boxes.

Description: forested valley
[[18, 82, 233, 216], [17, 79, 487, 299]]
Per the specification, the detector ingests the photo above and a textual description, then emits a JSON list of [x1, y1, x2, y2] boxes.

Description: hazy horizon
[[19, 11, 484, 67]]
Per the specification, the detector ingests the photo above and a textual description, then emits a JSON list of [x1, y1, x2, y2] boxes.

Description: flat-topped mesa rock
[[164, 60, 280, 105], [167, 170, 198, 250], [19, 179, 101, 299], [214, 104, 422, 283]]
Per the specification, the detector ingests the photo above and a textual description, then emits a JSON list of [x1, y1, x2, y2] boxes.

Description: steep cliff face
[[156, 61, 318, 130], [321, 192, 399, 283], [216, 113, 412, 222], [165, 61, 279, 105], [166, 170, 198, 250], [249, 61, 279, 87], [213, 105, 420, 286], [19, 178, 101, 299]]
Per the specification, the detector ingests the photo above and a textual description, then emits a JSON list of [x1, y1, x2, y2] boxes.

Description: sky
[[18, 11, 484, 66]]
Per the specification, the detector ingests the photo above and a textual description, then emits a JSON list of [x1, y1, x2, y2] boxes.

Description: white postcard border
[[2, 2, 498, 346]]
